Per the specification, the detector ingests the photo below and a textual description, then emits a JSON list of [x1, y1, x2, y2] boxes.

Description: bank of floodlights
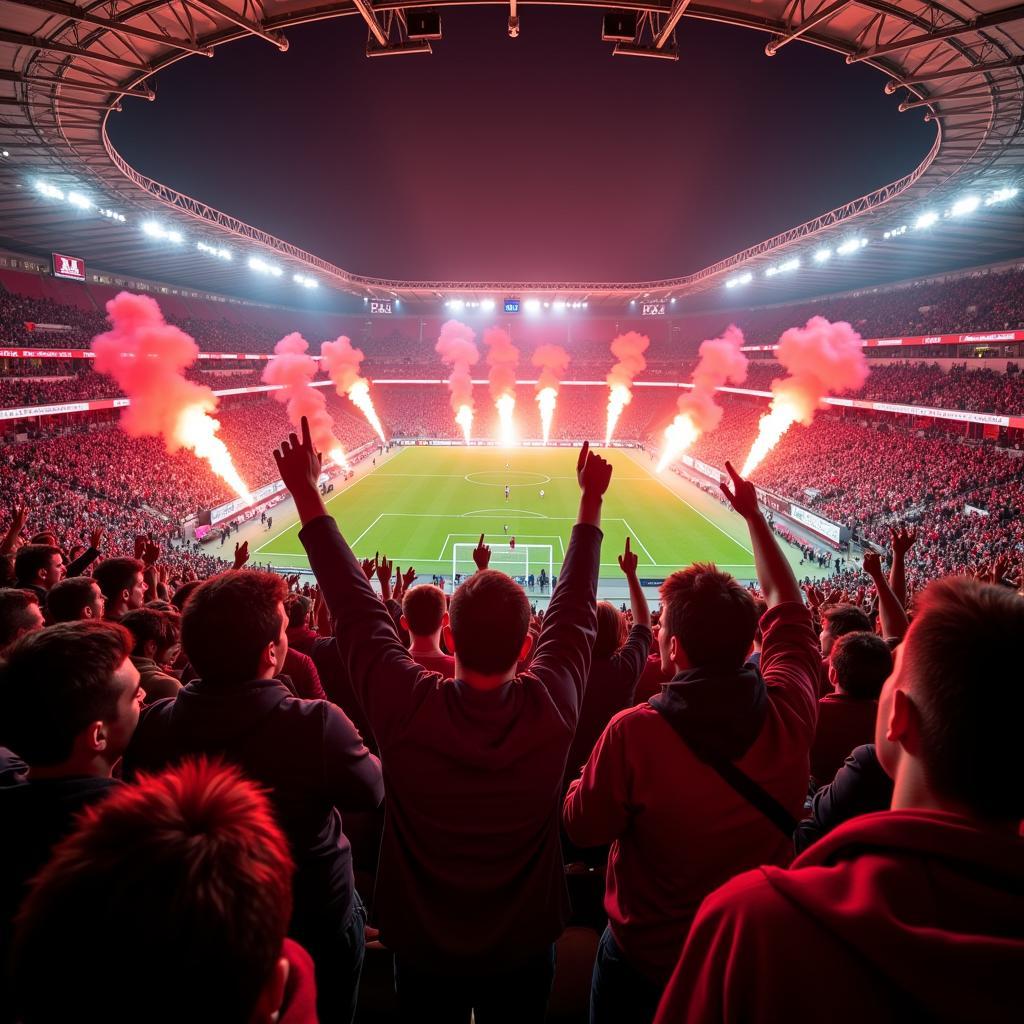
[[198, 241, 232, 261], [249, 256, 282, 277], [293, 273, 318, 289]]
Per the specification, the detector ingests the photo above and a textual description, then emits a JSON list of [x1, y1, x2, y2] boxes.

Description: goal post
[[452, 542, 554, 586]]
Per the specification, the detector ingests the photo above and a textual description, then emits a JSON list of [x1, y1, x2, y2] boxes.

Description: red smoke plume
[[531, 344, 571, 392], [320, 335, 387, 443], [484, 327, 520, 400], [435, 320, 480, 440], [605, 331, 650, 444]]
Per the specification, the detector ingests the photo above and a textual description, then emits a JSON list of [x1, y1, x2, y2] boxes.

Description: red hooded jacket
[[655, 809, 1023, 1023]]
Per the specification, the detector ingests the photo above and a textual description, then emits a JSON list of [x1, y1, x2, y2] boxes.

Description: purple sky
[[109, 8, 933, 282]]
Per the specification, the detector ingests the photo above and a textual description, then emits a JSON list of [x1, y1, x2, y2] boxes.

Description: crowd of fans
[[0, 420, 1018, 1023]]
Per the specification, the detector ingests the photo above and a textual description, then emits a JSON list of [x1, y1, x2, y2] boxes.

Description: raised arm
[[720, 461, 802, 608], [888, 526, 916, 609], [0, 505, 28, 557], [618, 537, 651, 630], [862, 549, 910, 641]]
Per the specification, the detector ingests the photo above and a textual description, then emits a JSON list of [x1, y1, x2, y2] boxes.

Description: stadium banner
[[0, 396, 128, 420], [51, 252, 86, 282], [0, 348, 95, 359], [741, 330, 1024, 353], [787, 504, 844, 545], [640, 302, 666, 317], [369, 300, 394, 315]]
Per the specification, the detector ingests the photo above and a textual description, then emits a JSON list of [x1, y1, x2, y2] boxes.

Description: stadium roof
[[0, 0, 1022, 307]]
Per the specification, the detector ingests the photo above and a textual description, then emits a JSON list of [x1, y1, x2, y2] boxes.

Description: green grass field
[[253, 445, 793, 584]]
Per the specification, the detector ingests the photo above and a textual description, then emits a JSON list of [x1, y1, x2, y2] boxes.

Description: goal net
[[452, 542, 554, 586]]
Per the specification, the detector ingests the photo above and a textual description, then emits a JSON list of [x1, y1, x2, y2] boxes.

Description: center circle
[[464, 471, 552, 487]]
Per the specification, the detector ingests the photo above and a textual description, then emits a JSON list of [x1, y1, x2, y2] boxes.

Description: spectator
[[746, 597, 769, 669], [276, 419, 611, 1022], [9, 759, 318, 1024], [0, 590, 44, 658], [46, 576, 106, 623], [819, 603, 873, 657], [13, 544, 64, 605], [123, 567, 383, 1023], [811, 631, 892, 783], [400, 583, 456, 676], [93, 557, 147, 620], [0, 621, 141, 1008], [655, 577, 1024, 1023], [563, 462, 820, 1024], [120, 607, 183, 702]]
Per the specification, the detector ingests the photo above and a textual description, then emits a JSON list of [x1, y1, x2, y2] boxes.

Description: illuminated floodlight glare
[[836, 238, 866, 255], [883, 225, 908, 240], [583, 301, 589, 308], [167, 230, 182, 243], [481, 298, 495, 311], [915, 211, 939, 230], [984, 186, 1019, 206], [2, 150, 9, 157], [553, 300, 566, 312], [293, 273, 318, 288], [951, 195, 980, 217], [142, 220, 162, 237], [269, 266, 282, 277], [726, 271, 753, 288], [670, 297, 676, 304], [35, 181, 64, 200], [524, 298, 541, 313], [765, 258, 799, 278], [249, 256, 281, 275], [67, 191, 92, 210], [814, 249, 832, 263], [448, 298, 464, 311]]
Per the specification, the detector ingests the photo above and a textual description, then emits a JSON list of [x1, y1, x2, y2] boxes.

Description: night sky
[[108, 8, 935, 282]]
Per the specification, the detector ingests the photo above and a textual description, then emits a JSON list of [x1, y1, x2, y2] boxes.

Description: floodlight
[[35, 181, 64, 200], [814, 248, 832, 263], [67, 191, 92, 210], [984, 187, 1018, 206], [167, 230, 182, 243], [915, 211, 939, 230], [951, 195, 980, 217], [142, 221, 162, 237], [524, 299, 541, 313], [836, 238, 865, 255], [481, 298, 495, 311], [553, 300, 566, 312]]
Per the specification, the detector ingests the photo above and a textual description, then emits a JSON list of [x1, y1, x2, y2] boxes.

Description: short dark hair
[[120, 607, 181, 658], [47, 577, 100, 623], [403, 585, 446, 638], [285, 593, 312, 629], [11, 758, 294, 1024], [14, 544, 61, 587], [0, 590, 40, 649], [0, 621, 132, 765], [830, 631, 892, 699], [449, 569, 530, 674], [170, 579, 202, 612], [594, 602, 626, 659], [92, 557, 144, 602], [900, 577, 1024, 821], [822, 604, 872, 638], [659, 563, 758, 670], [181, 571, 287, 684]]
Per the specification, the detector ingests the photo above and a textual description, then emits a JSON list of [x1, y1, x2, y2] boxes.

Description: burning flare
[[657, 326, 748, 472], [91, 292, 252, 503], [262, 332, 349, 470], [485, 327, 520, 448], [740, 317, 869, 477], [605, 331, 650, 445], [531, 344, 570, 445], [435, 320, 479, 442], [495, 393, 517, 448], [320, 336, 388, 444]]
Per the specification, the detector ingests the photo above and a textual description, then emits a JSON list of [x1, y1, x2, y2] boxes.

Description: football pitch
[[253, 445, 802, 585]]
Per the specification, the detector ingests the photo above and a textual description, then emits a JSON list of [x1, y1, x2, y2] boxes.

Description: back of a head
[[830, 631, 892, 700], [14, 544, 60, 587], [659, 563, 758, 671], [12, 758, 294, 1024], [898, 577, 1024, 822], [594, 601, 626, 660], [171, 578, 203, 612], [181, 570, 287, 684], [285, 593, 311, 630], [0, 621, 132, 766], [402, 584, 446, 638], [92, 557, 144, 602], [47, 576, 100, 623], [0, 589, 41, 651], [120, 607, 180, 658], [823, 603, 873, 640], [450, 570, 530, 675]]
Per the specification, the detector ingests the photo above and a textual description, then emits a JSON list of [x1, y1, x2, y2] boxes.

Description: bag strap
[[651, 703, 798, 838]]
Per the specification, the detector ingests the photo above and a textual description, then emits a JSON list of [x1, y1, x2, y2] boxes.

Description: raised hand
[[142, 540, 161, 567], [402, 566, 417, 591], [273, 415, 323, 497], [392, 566, 405, 601], [618, 537, 638, 578], [360, 556, 377, 580], [577, 441, 613, 497], [89, 526, 105, 551], [473, 533, 491, 570], [720, 461, 760, 521], [376, 555, 393, 586], [134, 535, 147, 560], [890, 526, 917, 557], [233, 541, 249, 569], [862, 549, 883, 579]]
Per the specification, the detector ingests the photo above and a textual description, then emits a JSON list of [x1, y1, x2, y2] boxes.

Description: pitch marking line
[[620, 519, 656, 564]]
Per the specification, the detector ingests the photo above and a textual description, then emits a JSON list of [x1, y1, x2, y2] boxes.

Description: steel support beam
[[352, 0, 389, 47], [0, 94, 121, 112], [2, 0, 213, 56], [899, 82, 1011, 109], [765, 0, 852, 56], [0, 68, 154, 100], [655, 0, 692, 48], [0, 29, 150, 71], [184, 0, 288, 50], [849, 5, 1024, 64], [886, 54, 1024, 91]]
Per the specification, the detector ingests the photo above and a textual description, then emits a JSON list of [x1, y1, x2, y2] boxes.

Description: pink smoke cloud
[[262, 332, 340, 458], [531, 344, 571, 392], [319, 335, 367, 393], [434, 319, 479, 413], [484, 327, 520, 400], [607, 331, 650, 390], [676, 325, 748, 432]]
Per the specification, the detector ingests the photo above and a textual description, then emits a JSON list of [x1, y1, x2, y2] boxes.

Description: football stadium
[[1, 2, 1022, 1022]]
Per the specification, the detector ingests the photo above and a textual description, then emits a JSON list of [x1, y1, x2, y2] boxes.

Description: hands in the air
[[233, 541, 249, 569], [577, 442, 613, 497], [273, 416, 323, 496], [473, 533, 491, 570], [618, 537, 638, 579], [890, 526, 917, 557], [720, 462, 760, 521]]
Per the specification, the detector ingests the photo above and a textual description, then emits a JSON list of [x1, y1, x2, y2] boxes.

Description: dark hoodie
[[123, 675, 383, 943], [563, 600, 820, 982], [655, 809, 1023, 1023]]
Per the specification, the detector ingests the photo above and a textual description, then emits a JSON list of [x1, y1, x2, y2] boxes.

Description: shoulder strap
[[651, 702, 798, 838]]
